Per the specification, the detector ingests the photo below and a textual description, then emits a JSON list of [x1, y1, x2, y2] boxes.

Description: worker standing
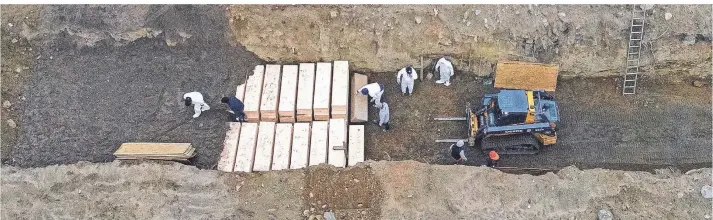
[[221, 96, 246, 122], [377, 102, 390, 132], [358, 82, 385, 108], [487, 150, 500, 167], [449, 140, 468, 163], [396, 65, 418, 96], [183, 92, 210, 118], [434, 57, 454, 87]]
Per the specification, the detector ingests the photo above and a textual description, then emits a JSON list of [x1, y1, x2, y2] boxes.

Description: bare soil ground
[[364, 72, 712, 172], [2, 161, 710, 219]]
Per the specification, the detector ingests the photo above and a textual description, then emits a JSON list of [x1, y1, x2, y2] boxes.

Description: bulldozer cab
[[488, 90, 529, 126]]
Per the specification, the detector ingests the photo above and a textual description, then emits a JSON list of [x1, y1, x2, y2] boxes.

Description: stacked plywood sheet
[[348, 125, 365, 166], [350, 73, 368, 123], [309, 121, 329, 166], [114, 143, 196, 162], [328, 118, 347, 168], [296, 63, 315, 122], [272, 123, 293, 170], [253, 122, 276, 172], [290, 123, 311, 169], [313, 63, 332, 121], [494, 61, 559, 92], [217, 123, 241, 172], [244, 66, 265, 122], [278, 65, 299, 122], [235, 123, 258, 172], [331, 61, 349, 119], [260, 65, 282, 122]]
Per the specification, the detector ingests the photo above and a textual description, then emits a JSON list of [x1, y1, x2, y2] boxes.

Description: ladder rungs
[[632, 24, 644, 27], [631, 31, 643, 34], [628, 52, 639, 55], [629, 45, 640, 48], [631, 38, 642, 40]]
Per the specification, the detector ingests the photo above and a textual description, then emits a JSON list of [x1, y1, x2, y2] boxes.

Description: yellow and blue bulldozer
[[438, 61, 560, 155]]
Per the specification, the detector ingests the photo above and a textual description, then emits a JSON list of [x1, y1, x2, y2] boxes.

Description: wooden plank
[[243, 65, 265, 121], [271, 123, 293, 170], [350, 73, 368, 123], [328, 118, 347, 168], [494, 61, 559, 92], [313, 62, 332, 120], [260, 65, 282, 121], [296, 63, 315, 122], [309, 121, 329, 166], [290, 123, 311, 169], [331, 61, 349, 119], [114, 143, 192, 155], [235, 123, 259, 172], [348, 125, 365, 166], [217, 122, 241, 172], [235, 83, 246, 102], [253, 122, 276, 171], [278, 65, 298, 122]]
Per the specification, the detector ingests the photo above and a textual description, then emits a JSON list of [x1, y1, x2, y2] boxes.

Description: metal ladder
[[623, 5, 646, 95]]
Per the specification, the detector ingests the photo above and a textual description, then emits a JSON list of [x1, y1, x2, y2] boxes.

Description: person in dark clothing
[[487, 150, 500, 167], [221, 96, 246, 122]]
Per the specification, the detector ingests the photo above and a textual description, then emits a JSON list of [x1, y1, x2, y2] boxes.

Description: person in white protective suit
[[396, 65, 418, 96], [183, 92, 210, 118], [357, 82, 385, 108], [434, 57, 454, 87]]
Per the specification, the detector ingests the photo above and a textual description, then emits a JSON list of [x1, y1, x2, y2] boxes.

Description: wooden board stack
[[271, 123, 293, 170], [260, 65, 282, 122], [253, 122, 276, 172], [328, 118, 347, 168], [235, 123, 258, 172], [290, 123, 311, 169], [350, 73, 368, 123], [243, 66, 265, 122], [309, 121, 329, 166], [313, 62, 332, 121], [331, 61, 349, 119], [296, 63, 315, 122], [114, 143, 196, 162], [217, 123, 241, 172], [278, 65, 299, 122], [348, 125, 365, 166]]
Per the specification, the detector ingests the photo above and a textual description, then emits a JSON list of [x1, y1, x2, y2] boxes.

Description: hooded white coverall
[[397, 67, 418, 95], [183, 92, 210, 118], [358, 83, 385, 108], [435, 57, 454, 86]]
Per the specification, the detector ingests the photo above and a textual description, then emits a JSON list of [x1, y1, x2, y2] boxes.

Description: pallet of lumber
[[331, 61, 349, 119], [296, 63, 315, 122], [114, 143, 196, 162], [217, 122, 241, 172], [272, 123, 293, 170], [290, 123, 311, 169], [244, 65, 265, 122], [328, 118, 347, 168], [260, 65, 282, 122], [278, 65, 299, 122], [494, 61, 559, 92], [309, 121, 329, 166], [313, 63, 332, 121], [350, 73, 368, 123], [348, 125, 365, 166], [235, 123, 259, 172], [253, 122, 276, 172]]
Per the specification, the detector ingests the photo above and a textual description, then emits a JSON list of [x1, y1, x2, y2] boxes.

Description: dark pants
[[487, 159, 499, 167], [382, 122, 390, 131]]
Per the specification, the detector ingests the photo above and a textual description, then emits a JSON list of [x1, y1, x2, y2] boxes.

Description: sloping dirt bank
[[229, 5, 712, 77], [2, 161, 710, 219]]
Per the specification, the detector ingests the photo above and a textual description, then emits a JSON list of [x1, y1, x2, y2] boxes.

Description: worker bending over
[[358, 82, 385, 108], [449, 140, 468, 163], [487, 150, 500, 167], [377, 102, 390, 132], [183, 92, 210, 118], [396, 65, 418, 96], [221, 96, 246, 122], [435, 57, 454, 87]]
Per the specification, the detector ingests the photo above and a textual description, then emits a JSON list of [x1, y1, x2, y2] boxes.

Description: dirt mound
[[2, 161, 710, 219], [229, 5, 712, 77]]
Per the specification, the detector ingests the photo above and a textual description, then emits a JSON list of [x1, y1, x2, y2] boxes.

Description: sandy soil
[[2, 161, 710, 219]]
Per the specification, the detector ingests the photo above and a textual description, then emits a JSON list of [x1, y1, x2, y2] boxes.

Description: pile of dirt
[[2, 161, 710, 219], [228, 5, 712, 77]]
